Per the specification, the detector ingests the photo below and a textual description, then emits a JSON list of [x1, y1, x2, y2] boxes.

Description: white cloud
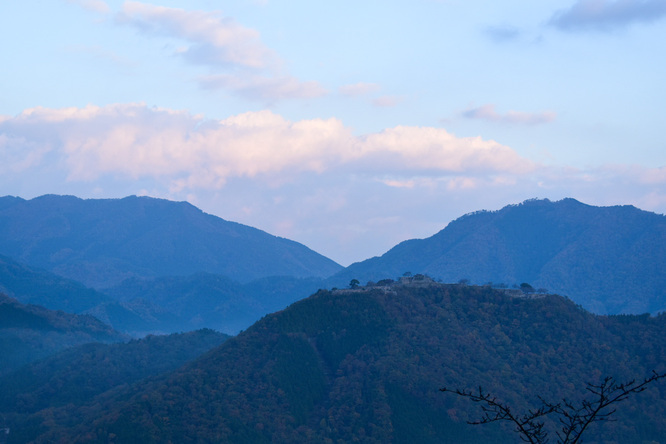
[[0, 134, 51, 173], [117, 1, 276, 69], [114, 1, 326, 103], [380, 178, 417, 189], [462, 104, 557, 125], [360, 125, 534, 174], [0, 104, 533, 191], [199, 74, 327, 101], [550, 0, 666, 31]]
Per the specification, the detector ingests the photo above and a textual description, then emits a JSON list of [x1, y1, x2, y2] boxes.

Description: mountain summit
[[336, 198, 666, 314], [0, 195, 342, 288]]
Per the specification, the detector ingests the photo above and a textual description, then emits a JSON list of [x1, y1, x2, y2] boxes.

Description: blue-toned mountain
[[0, 294, 127, 375], [335, 198, 666, 314], [15, 283, 666, 443], [0, 195, 342, 289]]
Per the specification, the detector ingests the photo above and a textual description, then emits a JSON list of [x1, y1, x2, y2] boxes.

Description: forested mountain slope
[[0, 329, 228, 422], [0, 194, 341, 289], [335, 198, 666, 314], [18, 283, 666, 443], [0, 294, 127, 375]]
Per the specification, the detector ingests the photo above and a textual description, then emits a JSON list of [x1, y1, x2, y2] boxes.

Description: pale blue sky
[[1, 0, 665, 265]]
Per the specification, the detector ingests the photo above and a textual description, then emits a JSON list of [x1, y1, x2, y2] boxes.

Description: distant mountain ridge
[[0, 253, 115, 313], [0, 294, 127, 375], [0, 236, 328, 336], [0, 194, 342, 288], [334, 198, 666, 314]]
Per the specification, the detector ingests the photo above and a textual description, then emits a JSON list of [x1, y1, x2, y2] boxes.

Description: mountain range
[[1, 195, 665, 338], [7, 282, 664, 443], [1, 194, 666, 442]]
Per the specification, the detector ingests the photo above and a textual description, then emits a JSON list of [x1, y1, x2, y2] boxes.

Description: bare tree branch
[[441, 371, 665, 444]]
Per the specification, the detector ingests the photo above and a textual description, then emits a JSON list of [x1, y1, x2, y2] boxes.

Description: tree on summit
[[520, 283, 535, 294]]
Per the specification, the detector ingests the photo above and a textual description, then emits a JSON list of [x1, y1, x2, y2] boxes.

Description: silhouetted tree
[[349, 279, 360, 289], [520, 283, 535, 294], [441, 371, 666, 444]]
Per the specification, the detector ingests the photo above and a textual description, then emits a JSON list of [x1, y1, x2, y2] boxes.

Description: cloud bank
[[0, 104, 532, 190], [550, 0, 666, 31]]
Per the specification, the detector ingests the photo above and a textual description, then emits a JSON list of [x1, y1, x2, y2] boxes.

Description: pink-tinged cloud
[[338, 82, 381, 97], [67, 0, 110, 14], [117, 1, 275, 69], [199, 74, 327, 101], [372, 95, 404, 108], [0, 104, 534, 191], [361, 126, 534, 174], [550, 0, 666, 31], [462, 104, 557, 125]]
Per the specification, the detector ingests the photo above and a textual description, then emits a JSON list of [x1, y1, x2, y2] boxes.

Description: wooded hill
[[334, 198, 666, 315], [13, 282, 666, 443], [0, 329, 227, 422]]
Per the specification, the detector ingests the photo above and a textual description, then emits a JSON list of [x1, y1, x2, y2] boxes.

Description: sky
[[1, 0, 665, 266]]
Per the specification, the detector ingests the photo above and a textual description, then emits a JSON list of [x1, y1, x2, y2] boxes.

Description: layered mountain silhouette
[[0, 194, 342, 289], [2, 194, 666, 442], [0, 250, 325, 335], [12, 283, 666, 443], [0, 294, 127, 376], [334, 198, 666, 314], [1, 195, 664, 337], [102, 273, 326, 335]]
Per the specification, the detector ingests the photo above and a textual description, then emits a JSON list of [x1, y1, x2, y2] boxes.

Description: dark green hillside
[[0, 294, 126, 375], [20, 283, 666, 443], [0, 329, 228, 419], [335, 198, 666, 314], [0, 194, 341, 288]]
